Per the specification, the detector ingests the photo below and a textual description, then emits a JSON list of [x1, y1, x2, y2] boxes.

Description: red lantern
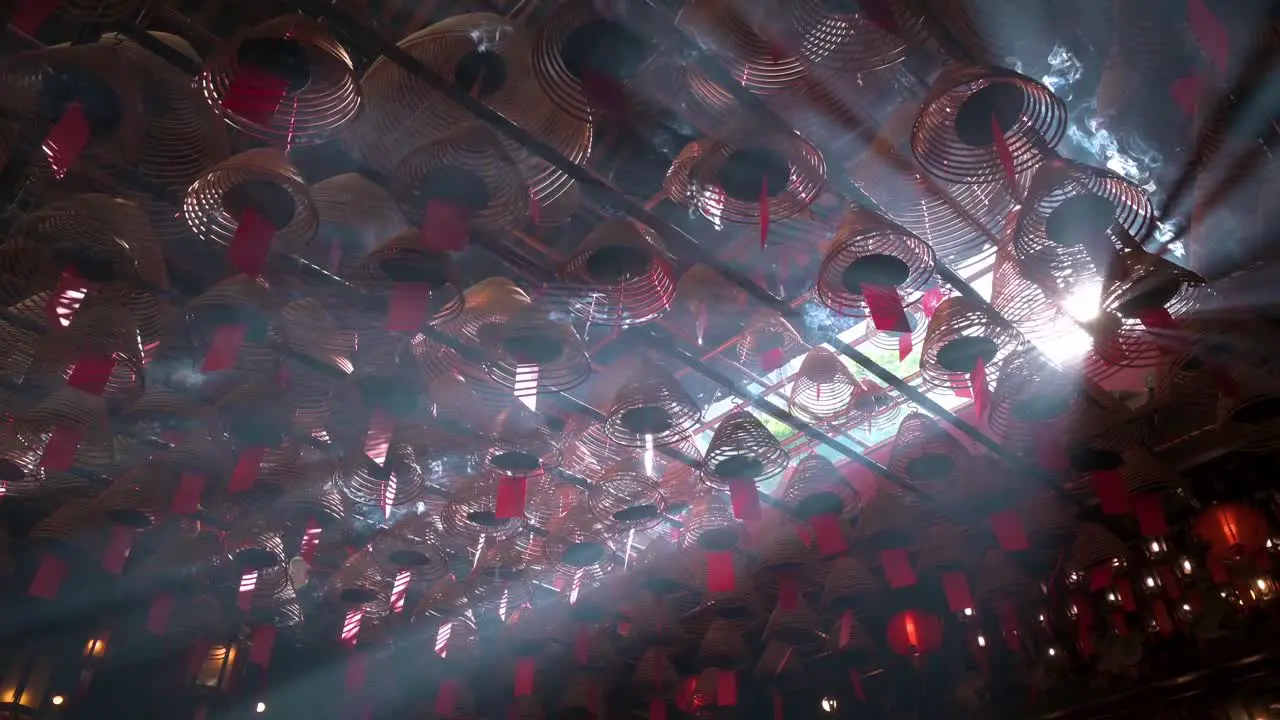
[[1193, 503, 1268, 560], [885, 609, 943, 657]]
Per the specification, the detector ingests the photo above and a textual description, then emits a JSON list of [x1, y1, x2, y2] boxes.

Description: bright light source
[[1106, 592, 1117, 603], [51, 696, 64, 706], [1181, 559, 1193, 574], [963, 607, 973, 617], [1150, 540, 1162, 553], [1145, 576, 1157, 588], [820, 697, 838, 713], [1048, 647, 1057, 657], [1258, 578, 1269, 591], [1181, 604, 1192, 613], [256, 702, 267, 713], [976, 635, 986, 648]]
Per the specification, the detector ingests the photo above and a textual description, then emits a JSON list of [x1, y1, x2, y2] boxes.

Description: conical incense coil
[[373, 513, 452, 584], [89, 467, 166, 531], [184, 275, 278, 379], [845, 378, 904, 432], [887, 412, 970, 489], [863, 302, 928, 358], [467, 536, 536, 609], [1011, 157, 1155, 298], [753, 516, 818, 579], [353, 13, 591, 207], [478, 306, 592, 396], [914, 522, 976, 574], [628, 647, 679, 695], [200, 16, 361, 146], [303, 172, 407, 277], [16, 387, 112, 470], [911, 65, 1066, 186], [444, 278, 534, 347], [816, 207, 936, 321], [440, 474, 527, 542], [665, 132, 826, 229], [854, 481, 932, 537], [984, 347, 1079, 454], [183, 149, 318, 274], [327, 551, 393, 618], [559, 415, 633, 480], [485, 404, 563, 474], [820, 555, 884, 616], [29, 498, 96, 557], [783, 0, 921, 73], [1020, 491, 1077, 543], [98, 32, 230, 189], [0, 240, 62, 309], [680, 489, 749, 555], [0, 43, 147, 179], [989, 250, 1065, 345], [701, 410, 789, 492], [1067, 522, 1128, 575], [737, 311, 805, 375], [656, 437, 704, 513], [353, 231, 465, 333], [279, 298, 356, 375], [783, 454, 860, 547], [0, 427, 45, 499], [589, 454, 668, 533], [337, 440, 426, 510], [390, 124, 530, 248], [1089, 310, 1164, 370], [603, 359, 702, 448], [972, 548, 1033, 602], [919, 295, 1024, 395], [696, 618, 753, 673], [764, 587, 825, 656], [1100, 248, 1208, 328], [25, 300, 147, 407], [541, 505, 619, 579], [675, 0, 805, 95], [557, 219, 676, 327]]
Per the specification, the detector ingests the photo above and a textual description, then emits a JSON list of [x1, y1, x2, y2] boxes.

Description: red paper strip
[[1158, 566, 1181, 598], [991, 113, 1018, 190], [171, 472, 205, 515], [850, 671, 865, 701], [1115, 577, 1137, 611], [1132, 494, 1168, 537], [11, 0, 59, 34], [863, 284, 911, 332], [222, 66, 289, 126], [44, 103, 90, 178], [237, 572, 257, 611], [528, 190, 540, 225], [971, 356, 987, 418], [495, 476, 527, 519], [1073, 591, 1095, 627], [772, 691, 783, 720], [998, 604, 1021, 651], [777, 572, 799, 611], [386, 283, 431, 332], [421, 199, 471, 252], [1187, 0, 1230, 75], [435, 680, 459, 717], [513, 658, 536, 697], [228, 206, 277, 277], [761, 347, 784, 373], [1090, 469, 1130, 514], [898, 331, 912, 361], [102, 525, 133, 575], [1170, 74, 1202, 118], [1152, 599, 1174, 637], [676, 677, 696, 712], [147, 595, 174, 636], [715, 669, 737, 707], [1077, 623, 1094, 658], [29, 554, 67, 599], [1109, 612, 1128, 636], [921, 287, 944, 316], [40, 426, 82, 471], [809, 513, 846, 556], [1033, 432, 1070, 472], [706, 550, 735, 593], [1089, 564, 1115, 592], [838, 609, 853, 650], [299, 520, 322, 564], [941, 570, 974, 613], [727, 478, 761, 521], [1139, 308, 1178, 332], [879, 547, 916, 588], [229, 447, 266, 493], [67, 354, 115, 396], [249, 625, 277, 668], [988, 509, 1030, 552], [759, 177, 770, 249], [202, 324, 246, 373]]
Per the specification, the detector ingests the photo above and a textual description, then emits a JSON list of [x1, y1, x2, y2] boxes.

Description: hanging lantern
[[885, 609, 943, 657], [1194, 504, 1269, 561]]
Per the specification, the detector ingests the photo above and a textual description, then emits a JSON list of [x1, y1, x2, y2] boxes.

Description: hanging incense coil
[[557, 219, 677, 327], [328, 551, 394, 618], [91, 467, 166, 530], [99, 32, 230, 189], [352, 231, 465, 332], [25, 300, 147, 407], [1088, 310, 1165, 370], [560, 416, 633, 480], [821, 555, 884, 616], [1021, 491, 1079, 544], [29, 498, 96, 559], [304, 173, 408, 278], [278, 298, 355, 375], [919, 296, 1024, 393], [912, 65, 1066, 186], [784, 0, 921, 73], [1067, 522, 1128, 575], [440, 474, 527, 542], [887, 412, 970, 490], [0, 427, 45, 499], [200, 16, 360, 145], [914, 522, 976, 575], [183, 148, 318, 266], [674, 263, 747, 345], [1100, 248, 1209, 326], [354, 13, 591, 208], [628, 648, 680, 695], [589, 455, 669, 534], [477, 306, 592, 396], [1011, 157, 1155, 298], [184, 275, 278, 378], [467, 537, 536, 609], [787, 347, 857, 423], [16, 387, 113, 464], [972, 548, 1034, 602], [676, 0, 806, 95], [863, 304, 928, 358], [337, 439, 426, 509], [444, 278, 534, 347], [0, 240, 63, 310], [542, 505, 619, 580], [784, 454, 861, 520], [485, 404, 562, 475], [984, 348, 1079, 454], [666, 132, 826, 227], [604, 359, 702, 448], [816, 207, 936, 318], [738, 311, 805, 375], [680, 490, 748, 555], [701, 411, 789, 489], [989, 250, 1063, 344], [225, 515, 288, 571]]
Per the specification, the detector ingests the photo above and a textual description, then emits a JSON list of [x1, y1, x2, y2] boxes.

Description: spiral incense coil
[[701, 411, 789, 490], [0, 240, 63, 309], [783, 454, 860, 519], [854, 480, 933, 535], [186, 274, 276, 369], [200, 16, 360, 145], [542, 505, 619, 579], [25, 301, 147, 407], [485, 404, 562, 474], [18, 386, 112, 448], [1088, 311, 1164, 370], [443, 278, 533, 347], [666, 133, 826, 227], [98, 33, 230, 189], [753, 518, 817, 578], [468, 537, 536, 609], [1066, 522, 1129, 577], [328, 552, 394, 618], [477, 307, 592, 396], [279, 298, 356, 375], [91, 468, 166, 530], [765, 588, 824, 655], [784, 0, 921, 73], [225, 515, 288, 569], [1100, 249, 1208, 326], [0, 427, 45, 499], [887, 412, 969, 489], [560, 416, 633, 480], [412, 577, 472, 622], [184, 149, 319, 266], [919, 296, 1023, 393], [989, 251, 1062, 345], [911, 65, 1066, 186], [337, 440, 426, 509], [29, 498, 96, 553], [1021, 492, 1078, 543], [589, 455, 669, 533], [737, 311, 805, 374], [354, 13, 591, 208], [676, 0, 806, 95], [1216, 392, 1280, 452], [0, 44, 147, 174], [984, 348, 1079, 451], [304, 173, 407, 277], [864, 304, 928, 354], [787, 347, 857, 423], [973, 548, 1033, 602], [604, 359, 702, 448], [374, 515, 452, 584], [352, 231, 465, 332], [815, 207, 936, 318], [558, 219, 677, 327], [1011, 157, 1155, 297], [675, 263, 746, 344], [440, 474, 527, 542], [914, 523, 975, 574], [821, 555, 884, 615], [680, 490, 748, 554], [628, 648, 679, 694]]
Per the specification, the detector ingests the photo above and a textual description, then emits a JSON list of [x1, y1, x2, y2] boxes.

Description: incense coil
[[628, 648, 680, 695], [303, 173, 407, 278], [542, 505, 620, 579], [737, 311, 805, 374], [351, 231, 465, 332], [557, 219, 677, 327], [701, 411, 789, 490], [354, 13, 591, 208], [17, 386, 112, 448], [444, 278, 534, 347], [1088, 311, 1164, 370], [784, 0, 921, 73], [680, 489, 748, 555], [919, 296, 1024, 393], [666, 133, 826, 227], [279, 298, 356, 375], [485, 405, 563, 476], [1101, 249, 1209, 325], [252, 446, 328, 500], [440, 474, 526, 542], [676, 0, 806, 95], [1067, 522, 1128, 574], [855, 479, 934, 535], [887, 412, 970, 489], [390, 124, 530, 236], [418, 348, 516, 424], [973, 549, 1033, 602], [1011, 157, 1155, 297], [990, 251, 1063, 344], [478, 307, 592, 396], [1218, 393, 1280, 452], [674, 264, 746, 341], [914, 522, 976, 574], [0, 427, 45, 499], [604, 359, 702, 448], [846, 379, 904, 432], [821, 555, 884, 614], [815, 207, 936, 318], [589, 455, 669, 533], [200, 16, 361, 145], [29, 498, 96, 555], [783, 454, 860, 519], [985, 348, 1079, 452], [183, 148, 319, 264], [0, 240, 62, 309], [327, 552, 393, 618], [337, 440, 426, 509], [225, 516, 289, 573], [911, 65, 1066, 186], [98, 33, 230, 189], [764, 589, 824, 655], [1021, 492, 1078, 543], [696, 618, 752, 671], [91, 468, 166, 530], [24, 300, 147, 407], [412, 578, 472, 622], [863, 304, 928, 356], [788, 347, 857, 423], [560, 416, 633, 480], [467, 537, 536, 609]]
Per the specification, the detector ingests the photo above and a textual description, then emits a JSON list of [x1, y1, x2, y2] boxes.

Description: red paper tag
[[495, 476, 527, 519], [1132, 494, 1168, 537], [573, 626, 590, 664], [40, 426, 82, 471], [513, 658, 535, 697], [386, 283, 431, 332], [941, 571, 974, 613], [1090, 470, 1130, 514], [1115, 577, 1138, 611], [299, 520, 322, 564], [727, 479, 761, 521], [1170, 74, 1203, 117], [11, 0, 59, 34], [29, 554, 67, 599], [228, 206, 277, 278], [971, 356, 987, 418], [44, 102, 90, 178], [421, 199, 472, 252], [1109, 612, 1128, 636], [880, 548, 916, 588], [988, 509, 1030, 552], [1139, 308, 1178, 331], [147, 595, 174, 636], [850, 670, 865, 701], [364, 411, 394, 467], [863, 284, 911, 332], [772, 692, 783, 720], [172, 472, 205, 515], [435, 680, 459, 716], [202, 324, 246, 373], [921, 288, 944, 316], [1033, 431, 1070, 472], [237, 571, 258, 611], [1187, 0, 1230, 74], [249, 625, 277, 668], [991, 113, 1018, 190], [1089, 564, 1115, 591], [581, 68, 629, 120], [898, 331, 912, 361], [67, 354, 115, 396], [838, 609, 853, 649], [222, 65, 289, 126], [809, 513, 846, 556], [706, 551, 735, 593], [777, 572, 799, 611], [102, 525, 134, 575], [759, 177, 770, 249], [715, 669, 737, 707], [761, 347, 784, 373], [229, 447, 266, 493], [1158, 566, 1181, 598]]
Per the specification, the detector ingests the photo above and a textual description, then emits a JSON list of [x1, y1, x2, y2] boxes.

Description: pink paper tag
[[40, 426, 83, 471], [880, 548, 916, 588], [102, 525, 134, 575], [421, 199, 471, 252], [29, 554, 68, 599], [1132, 493, 1168, 537], [809, 513, 846, 556], [228, 206, 277, 278], [941, 570, 974, 613], [513, 658, 536, 697], [67, 354, 115, 396], [863, 284, 911, 333], [1090, 470, 1130, 514], [44, 102, 90, 178], [228, 447, 267, 493], [727, 479, 761, 521], [146, 594, 174, 635], [715, 669, 737, 707], [988, 509, 1030, 552], [494, 476, 527, 519], [171, 472, 205, 515], [777, 572, 799, 611], [435, 680, 459, 716], [222, 65, 289, 126], [706, 551, 735, 593], [201, 324, 246, 373], [248, 625, 277, 668], [10, 0, 59, 34]]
